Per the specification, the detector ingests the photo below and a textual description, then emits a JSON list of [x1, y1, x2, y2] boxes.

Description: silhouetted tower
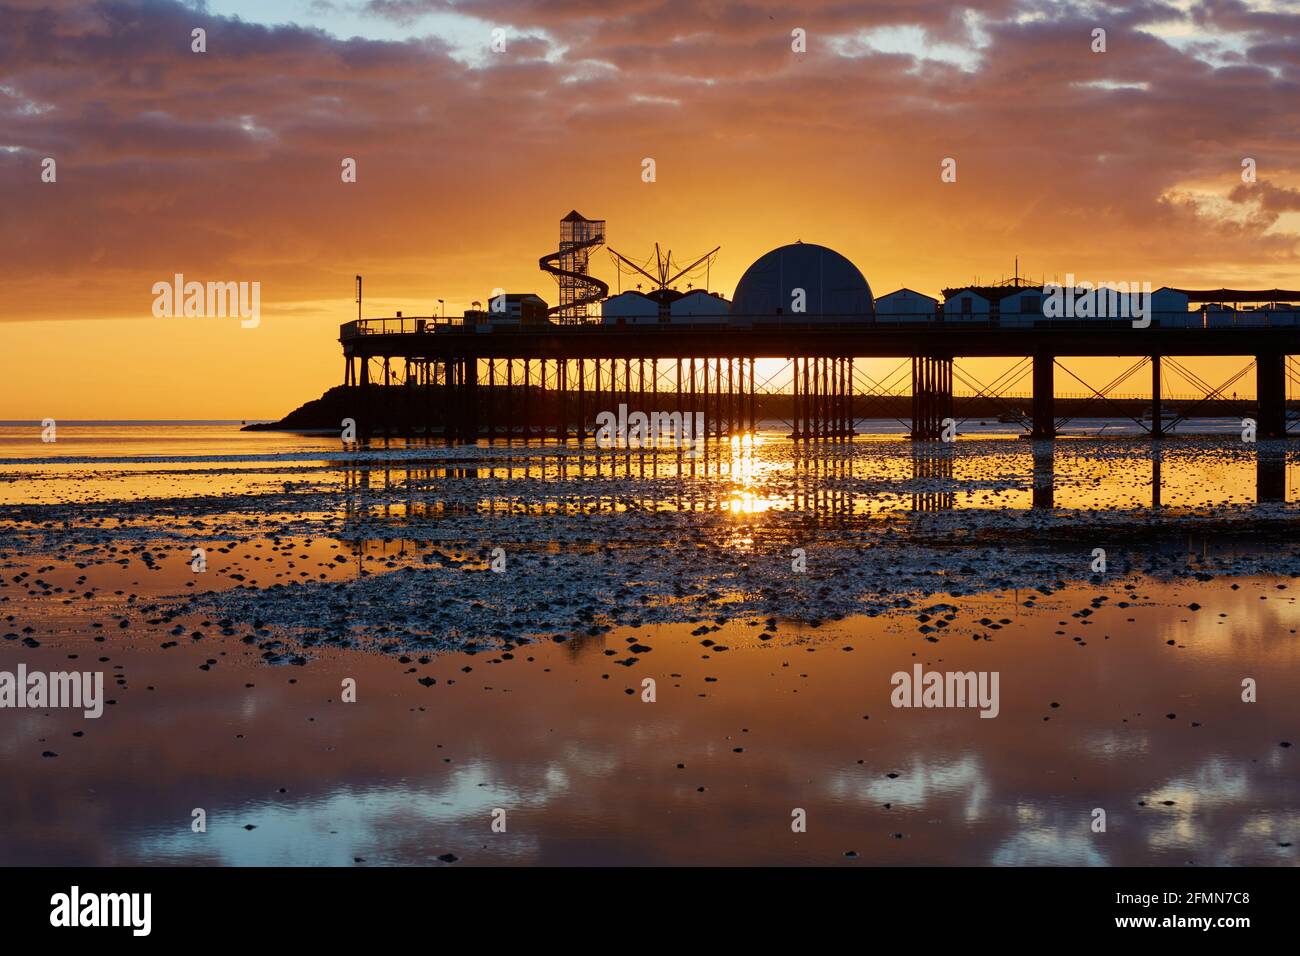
[[539, 211, 608, 324]]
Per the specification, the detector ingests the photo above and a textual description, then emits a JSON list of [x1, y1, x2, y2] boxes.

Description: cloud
[[1230, 179, 1300, 215], [1, 0, 1298, 328]]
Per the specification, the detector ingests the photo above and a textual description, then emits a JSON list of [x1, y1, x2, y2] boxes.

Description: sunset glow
[[3, 0, 1298, 418]]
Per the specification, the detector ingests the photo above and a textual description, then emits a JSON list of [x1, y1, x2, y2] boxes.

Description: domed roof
[[729, 242, 874, 318]]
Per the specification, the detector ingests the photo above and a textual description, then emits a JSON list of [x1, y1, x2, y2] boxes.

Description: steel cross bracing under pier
[[338, 320, 1300, 440]]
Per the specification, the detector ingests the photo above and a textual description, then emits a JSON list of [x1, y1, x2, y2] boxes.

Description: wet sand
[[1, 423, 1297, 865]]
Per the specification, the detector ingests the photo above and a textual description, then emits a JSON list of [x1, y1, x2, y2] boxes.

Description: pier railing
[[341, 317, 461, 336], [342, 311, 1300, 340]]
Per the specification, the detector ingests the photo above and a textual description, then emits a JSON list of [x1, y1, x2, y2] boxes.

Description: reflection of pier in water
[[340, 438, 776, 519], [1029, 441, 1288, 511], [1257, 446, 1287, 503], [911, 444, 955, 512], [334, 438, 1294, 522]]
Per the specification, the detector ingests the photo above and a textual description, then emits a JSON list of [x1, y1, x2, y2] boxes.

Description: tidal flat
[[0, 423, 1296, 865]]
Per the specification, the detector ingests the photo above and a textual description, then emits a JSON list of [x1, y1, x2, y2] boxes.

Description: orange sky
[[2, 0, 1298, 419]]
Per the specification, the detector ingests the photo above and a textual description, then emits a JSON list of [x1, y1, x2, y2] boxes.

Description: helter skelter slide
[[538, 210, 608, 324]]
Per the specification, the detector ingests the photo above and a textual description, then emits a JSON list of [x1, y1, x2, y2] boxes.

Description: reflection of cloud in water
[[990, 804, 1110, 866], [827, 754, 989, 822], [1145, 756, 1248, 807], [130, 760, 556, 865], [1142, 756, 1252, 859], [833, 759, 1114, 866], [1223, 813, 1300, 865]]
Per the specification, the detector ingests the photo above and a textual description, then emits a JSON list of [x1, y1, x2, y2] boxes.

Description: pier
[[338, 318, 1300, 441]]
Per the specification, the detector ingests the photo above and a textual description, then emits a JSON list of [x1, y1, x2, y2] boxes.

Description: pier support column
[[439, 359, 449, 443], [537, 360, 545, 440], [819, 358, 828, 439], [675, 359, 682, 419], [626, 359, 633, 422], [651, 358, 658, 427], [727, 358, 734, 436], [381, 356, 391, 437], [814, 357, 823, 439], [789, 358, 798, 438], [359, 354, 371, 439], [718, 358, 725, 439], [523, 360, 532, 440], [845, 357, 852, 438], [1256, 352, 1286, 439], [1151, 355, 1163, 439], [712, 358, 720, 439], [801, 357, 811, 440], [735, 358, 743, 435], [506, 360, 515, 441], [911, 356, 953, 440], [846, 358, 854, 436], [837, 358, 847, 437], [487, 359, 496, 441], [559, 359, 568, 441], [824, 358, 831, 438], [800, 356, 807, 439], [748, 358, 756, 434], [576, 359, 586, 441], [846, 357, 855, 438], [1031, 354, 1056, 439], [687, 359, 694, 425], [548, 360, 555, 441], [915, 356, 925, 439], [422, 359, 432, 435], [804, 357, 811, 439], [464, 356, 479, 442], [441, 359, 453, 443]]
